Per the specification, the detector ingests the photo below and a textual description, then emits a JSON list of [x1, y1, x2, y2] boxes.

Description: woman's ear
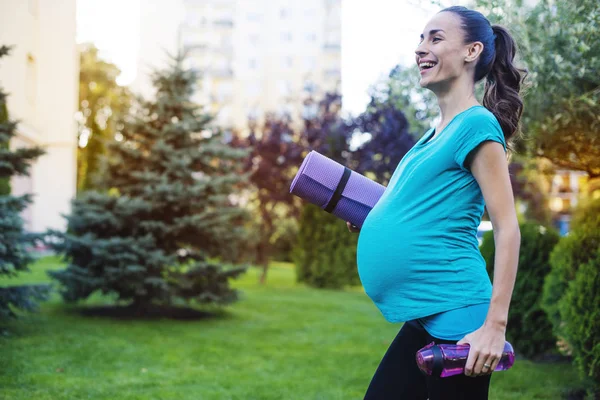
[[465, 42, 484, 63]]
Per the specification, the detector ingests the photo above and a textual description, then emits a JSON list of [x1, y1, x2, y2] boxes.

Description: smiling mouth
[[419, 62, 437, 73]]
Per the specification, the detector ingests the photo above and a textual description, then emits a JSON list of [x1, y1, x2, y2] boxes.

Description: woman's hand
[[347, 221, 360, 233], [456, 321, 507, 377]]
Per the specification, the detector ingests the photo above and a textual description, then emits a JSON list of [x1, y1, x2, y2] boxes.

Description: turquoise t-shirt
[[417, 301, 490, 340], [356, 105, 506, 324]]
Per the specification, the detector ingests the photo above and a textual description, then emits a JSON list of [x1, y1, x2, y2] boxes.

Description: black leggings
[[364, 319, 492, 400]]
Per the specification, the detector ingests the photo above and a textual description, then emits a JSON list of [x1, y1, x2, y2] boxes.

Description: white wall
[[0, 0, 78, 233]]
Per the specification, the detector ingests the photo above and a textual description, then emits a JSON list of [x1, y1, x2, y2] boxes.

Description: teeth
[[419, 62, 436, 69]]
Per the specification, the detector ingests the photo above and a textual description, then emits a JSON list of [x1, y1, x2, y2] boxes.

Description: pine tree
[[0, 45, 50, 319], [48, 54, 252, 312]]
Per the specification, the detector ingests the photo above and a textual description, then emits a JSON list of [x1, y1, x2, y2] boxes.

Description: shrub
[[271, 218, 299, 263], [292, 203, 359, 289], [559, 249, 600, 396], [482, 221, 560, 358], [542, 198, 600, 335], [543, 197, 600, 397]]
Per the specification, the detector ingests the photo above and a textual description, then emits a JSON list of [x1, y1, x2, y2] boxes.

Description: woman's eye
[[433, 37, 442, 42]]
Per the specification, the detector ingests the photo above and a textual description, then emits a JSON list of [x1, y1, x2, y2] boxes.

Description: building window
[[304, 8, 317, 17], [249, 34, 259, 46], [282, 56, 293, 68], [280, 8, 290, 19], [277, 80, 292, 96], [185, 15, 205, 28], [302, 101, 318, 119], [216, 82, 233, 102], [217, 105, 232, 125], [303, 80, 317, 94], [247, 12, 262, 22], [213, 18, 234, 28], [278, 102, 294, 119], [248, 106, 262, 120], [325, 31, 342, 44], [303, 57, 316, 70], [324, 68, 341, 77], [249, 58, 257, 69], [281, 32, 292, 42], [306, 32, 317, 42], [247, 82, 261, 98], [221, 35, 233, 49]]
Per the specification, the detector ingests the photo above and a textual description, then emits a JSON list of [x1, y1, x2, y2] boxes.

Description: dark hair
[[440, 6, 528, 143]]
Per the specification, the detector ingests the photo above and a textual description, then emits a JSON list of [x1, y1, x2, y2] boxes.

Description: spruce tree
[[0, 45, 50, 319], [48, 54, 252, 312]]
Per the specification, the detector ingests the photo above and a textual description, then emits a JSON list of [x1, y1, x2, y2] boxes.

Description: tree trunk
[[259, 260, 269, 285], [255, 209, 275, 285], [255, 241, 269, 285]]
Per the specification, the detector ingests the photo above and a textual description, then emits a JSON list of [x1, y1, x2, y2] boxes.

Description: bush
[[542, 198, 600, 333], [481, 221, 560, 359], [292, 203, 359, 289], [270, 218, 299, 263], [559, 249, 600, 396], [543, 197, 600, 397]]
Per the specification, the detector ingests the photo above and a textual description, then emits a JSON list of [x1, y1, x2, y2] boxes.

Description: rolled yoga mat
[[289, 150, 386, 228]]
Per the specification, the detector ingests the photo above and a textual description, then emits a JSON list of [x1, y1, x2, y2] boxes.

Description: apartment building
[[132, 0, 342, 132]]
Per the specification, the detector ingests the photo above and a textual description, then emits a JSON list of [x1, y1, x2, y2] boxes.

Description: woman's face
[[415, 12, 476, 90]]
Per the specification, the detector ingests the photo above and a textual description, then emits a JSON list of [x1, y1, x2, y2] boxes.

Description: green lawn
[[0, 257, 583, 399]]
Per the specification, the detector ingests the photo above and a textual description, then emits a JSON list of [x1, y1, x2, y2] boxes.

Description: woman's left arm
[[456, 140, 521, 377]]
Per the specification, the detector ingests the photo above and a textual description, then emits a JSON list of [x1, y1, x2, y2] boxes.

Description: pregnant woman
[[347, 6, 525, 399]]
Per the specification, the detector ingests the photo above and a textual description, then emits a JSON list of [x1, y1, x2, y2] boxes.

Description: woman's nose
[[415, 46, 428, 58]]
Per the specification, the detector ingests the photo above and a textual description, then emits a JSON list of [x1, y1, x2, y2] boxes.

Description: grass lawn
[[0, 257, 584, 400]]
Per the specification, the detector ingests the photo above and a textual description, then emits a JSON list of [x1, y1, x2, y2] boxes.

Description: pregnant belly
[[356, 224, 450, 302]]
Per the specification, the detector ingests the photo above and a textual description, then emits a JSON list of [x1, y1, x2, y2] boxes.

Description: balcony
[[216, 45, 234, 55], [183, 43, 209, 54], [323, 43, 341, 51], [210, 67, 234, 78], [213, 19, 234, 28]]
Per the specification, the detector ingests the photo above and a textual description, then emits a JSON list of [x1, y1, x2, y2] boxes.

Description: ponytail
[[483, 25, 528, 142], [440, 7, 528, 145]]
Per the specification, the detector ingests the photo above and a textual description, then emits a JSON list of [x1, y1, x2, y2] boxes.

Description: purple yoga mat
[[289, 150, 386, 228]]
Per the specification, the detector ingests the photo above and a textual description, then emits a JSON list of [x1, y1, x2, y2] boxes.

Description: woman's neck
[[434, 76, 480, 131]]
